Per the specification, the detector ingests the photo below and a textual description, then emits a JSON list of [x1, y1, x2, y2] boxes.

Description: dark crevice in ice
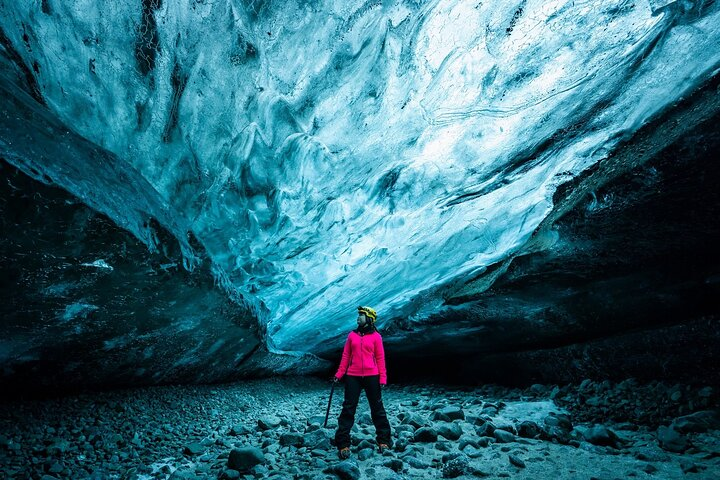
[[135, 0, 162, 78], [0, 27, 45, 106]]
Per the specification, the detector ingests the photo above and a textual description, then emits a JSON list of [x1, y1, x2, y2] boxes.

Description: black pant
[[334, 375, 392, 449]]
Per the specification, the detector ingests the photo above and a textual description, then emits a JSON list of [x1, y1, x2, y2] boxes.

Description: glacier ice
[[1, 0, 719, 355]]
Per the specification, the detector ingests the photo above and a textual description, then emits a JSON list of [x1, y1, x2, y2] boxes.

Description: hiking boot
[[378, 443, 390, 453], [338, 447, 351, 459]]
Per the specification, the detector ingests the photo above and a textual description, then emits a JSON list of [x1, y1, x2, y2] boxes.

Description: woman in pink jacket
[[333, 306, 392, 459]]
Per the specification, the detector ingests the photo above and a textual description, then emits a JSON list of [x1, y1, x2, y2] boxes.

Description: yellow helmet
[[358, 306, 377, 323]]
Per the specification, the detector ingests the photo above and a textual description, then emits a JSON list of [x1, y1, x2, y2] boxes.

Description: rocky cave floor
[[1, 377, 719, 480]]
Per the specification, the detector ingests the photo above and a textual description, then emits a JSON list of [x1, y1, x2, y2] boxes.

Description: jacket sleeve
[[335, 333, 352, 379], [375, 333, 387, 385]]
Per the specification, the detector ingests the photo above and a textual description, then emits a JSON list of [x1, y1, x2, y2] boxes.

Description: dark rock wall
[[0, 161, 261, 394]]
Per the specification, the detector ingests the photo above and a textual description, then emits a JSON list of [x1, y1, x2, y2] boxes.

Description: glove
[[332, 376, 339, 383]]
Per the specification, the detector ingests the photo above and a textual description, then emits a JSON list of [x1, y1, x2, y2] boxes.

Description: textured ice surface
[[1, 0, 719, 353]]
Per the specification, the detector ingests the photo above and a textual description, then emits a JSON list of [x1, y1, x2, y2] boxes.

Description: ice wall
[[1, 0, 719, 354]]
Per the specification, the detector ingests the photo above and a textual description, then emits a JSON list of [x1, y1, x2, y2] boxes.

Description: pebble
[[323, 459, 361, 480], [0, 377, 717, 479], [509, 453, 526, 468]]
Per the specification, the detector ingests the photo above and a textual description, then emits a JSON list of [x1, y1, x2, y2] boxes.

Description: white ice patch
[[60, 303, 98, 323], [80, 259, 114, 271], [493, 400, 568, 427]]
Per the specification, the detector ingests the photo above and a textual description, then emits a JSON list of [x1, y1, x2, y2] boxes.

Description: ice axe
[[324, 359, 351, 428], [323, 378, 337, 428]]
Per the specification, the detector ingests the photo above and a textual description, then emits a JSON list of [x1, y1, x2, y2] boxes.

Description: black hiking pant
[[334, 375, 392, 449]]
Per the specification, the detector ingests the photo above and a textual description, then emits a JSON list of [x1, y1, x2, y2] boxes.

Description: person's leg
[[335, 376, 362, 449], [364, 375, 392, 447]]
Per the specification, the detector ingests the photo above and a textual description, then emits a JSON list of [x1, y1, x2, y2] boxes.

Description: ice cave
[[1, 0, 719, 478]]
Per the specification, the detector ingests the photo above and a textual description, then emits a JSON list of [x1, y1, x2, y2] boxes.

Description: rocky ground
[[1, 377, 719, 479]]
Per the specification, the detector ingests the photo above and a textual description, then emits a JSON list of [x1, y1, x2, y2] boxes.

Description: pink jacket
[[335, 330, 387, 384]]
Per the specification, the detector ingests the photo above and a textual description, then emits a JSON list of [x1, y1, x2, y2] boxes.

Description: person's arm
[[375, 333, 387, 385], [335, 334, 352, 380]]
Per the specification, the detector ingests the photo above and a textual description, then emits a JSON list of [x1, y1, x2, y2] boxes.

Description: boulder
[[257, 416, 282, 430], [438, 406, 465, 421], [227, 447, 266, 472], [517, 420, 541, 439], [413, 427, 438, 443], [578, 425, 619, 448], [656, 425, 688, 453], [437, 423, 463, 441], [442, 453, 470, 478], [183, 442, 205, 455], [671, 410, 720, 434], [323, 459, 361, 480], [279, 432, 304, 448], [493, 429, 516, 443], [509, 454, 526, 468]]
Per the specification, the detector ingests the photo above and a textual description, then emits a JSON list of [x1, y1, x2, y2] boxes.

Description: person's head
[[357, 306, 377, 327]]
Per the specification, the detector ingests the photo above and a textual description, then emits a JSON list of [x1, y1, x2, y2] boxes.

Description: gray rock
[[459, 437, 479, 450], [257, 416, 282, 430], [530, 384, 546, 395], [544, 426, 572, 444], [475, 422, 495, 437], [357, 447, 374, 460], [383, 458, 404, 473], [279, 432, 304, 448], [442, 454, 470, 478], [303, 429, 329, 450], [543, 413, 572, 430], [227, 447, 266, 472], [579, 425, 619, 447], [698, 387, 713, 397], [357, 439, 374, 450], [308, 415, 326, 425], [642, 464, 658, 474], [250, 464, 270, 476], [413, 427, 438, 443], [394, 425, 415, 435], [493, 429, 516, 443], [672, 410, 720, 433], [657, 425, 688, 453], [437, 423, 463, 441], [400, 413, 427, 430], [435, 440, 453, 451], [358, 413, 372, 425], [476, 436, 493, 447], [464, 446, 483, 458], [509, 454, 526, 468], [370, 466, 404, 480], [632, 445, 670, 462], [323, 459, 361, 480], [404, 456, 430, 469], [183, 442, 205, 455], [229, 425, 251, 436], [432, 411, 452, 422], [517, 420, 541, 439], [680, 459, 699, 474], [438, 406, 465, 421]]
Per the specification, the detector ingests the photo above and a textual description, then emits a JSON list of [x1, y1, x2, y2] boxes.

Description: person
[[332, 306, 392, 459]]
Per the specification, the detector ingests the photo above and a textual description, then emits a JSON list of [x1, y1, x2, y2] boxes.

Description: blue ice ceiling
[[1, 0, 719, 354]]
